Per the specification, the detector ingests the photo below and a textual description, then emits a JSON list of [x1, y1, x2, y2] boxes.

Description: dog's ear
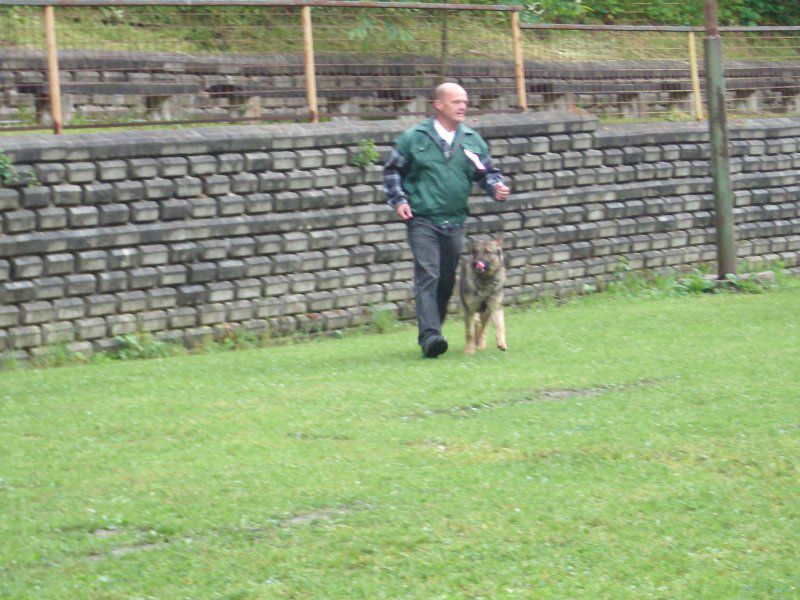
[[494, 232, 505, 247]]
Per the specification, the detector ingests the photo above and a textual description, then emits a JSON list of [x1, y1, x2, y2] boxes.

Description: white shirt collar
[[433, 119, 457, 145]]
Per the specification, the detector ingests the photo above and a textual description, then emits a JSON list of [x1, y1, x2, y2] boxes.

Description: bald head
[[433, 83, 468, 131], [435, 82, 467, 102]]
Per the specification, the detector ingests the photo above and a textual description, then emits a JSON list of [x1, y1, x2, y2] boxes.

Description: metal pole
[[301, 5, 319, 123], [512, 11, 527, 112], [688, 32, 704, 121], [43, 5, 63, 134], [703, 0, 736, 278]]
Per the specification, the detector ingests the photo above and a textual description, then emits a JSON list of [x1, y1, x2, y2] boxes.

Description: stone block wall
[[1, 111, 799, 361]]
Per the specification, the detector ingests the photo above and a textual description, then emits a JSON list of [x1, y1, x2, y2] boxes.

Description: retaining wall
[[4, 49, 800, 126], [1, 111, 800, 361]]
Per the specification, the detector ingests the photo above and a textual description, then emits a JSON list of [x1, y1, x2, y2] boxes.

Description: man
[[383, 82, 510, 358]]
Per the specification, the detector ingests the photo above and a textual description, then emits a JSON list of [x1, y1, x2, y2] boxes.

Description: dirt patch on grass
[[404, 378, 662, 419]]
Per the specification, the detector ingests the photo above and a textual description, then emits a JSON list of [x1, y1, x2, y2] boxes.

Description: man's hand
[[494, 182, 510, 201], [396, 202, 413, 221]]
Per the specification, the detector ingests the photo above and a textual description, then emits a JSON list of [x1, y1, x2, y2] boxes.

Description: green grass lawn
[[2, 286, 799, 598]]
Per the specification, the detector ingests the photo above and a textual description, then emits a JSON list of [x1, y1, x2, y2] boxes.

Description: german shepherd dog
[[459, 234, 507, 353]]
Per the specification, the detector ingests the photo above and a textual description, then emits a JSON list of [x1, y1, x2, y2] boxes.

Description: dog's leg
[[476, 311, 491, 350], [492, 309, 507, 351], [464, 310, 477, 354]]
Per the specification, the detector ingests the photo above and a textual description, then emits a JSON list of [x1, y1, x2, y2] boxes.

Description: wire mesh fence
[[520, 24, 800, 121], [0, 1, 524, 132], [311, 6, 519, 120], [0, 1, 798, 132]]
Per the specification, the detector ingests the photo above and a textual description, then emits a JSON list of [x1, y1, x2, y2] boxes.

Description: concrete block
[[98, 271, 128, 293], [256, 234, 282, 255], [188, 155, 218, 176], [97, 160, 128, 181], [323, 148, 347, 167], [167, 306, 197, 329], [286, 170, 313, 191], [117, 290, 147, 312], [140, 244, 170, 266], [244, 192, 273, 214], [187, 262, 216, 284], [4, 209, 36, 233], [11, 256, 43, 279], [225, 300, 253, 321], [20, 301, 54, 325], [218, 259, 245, 280], [137, 310, 167, 332], [75, 317, 107, 340], [144, 177, 174, 199], [128, 158, 159, 179], [289, 272, 316, 293], [107, 313, 138, 336], [274, 191, 301, 212], [159, 156, 189, 178], [35, 163, 66, 184], [258, 171, 286, 193], [98, 203, 130, 226], [148, 288, 178, 310], [0, 187, 20, 211], [19, 186, 49, 209], [206, 281, 235, 303], [56, 297, 88, 319], [218, 153, 245, 174], [64, 274, 96, 296], [9, 325, 42, 349], [235, 279, 261, 300], [128, 267, 159, 290], [173, 176, 203, 198], [66, 206, 98, 228], [245, 151, 271, 172], [127, 201, 158, 223], [198, 304, 226, 325], [231, 173, 259, 194]]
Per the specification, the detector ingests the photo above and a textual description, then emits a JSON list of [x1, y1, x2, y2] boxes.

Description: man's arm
[[474, 152, 509, 201], [383, 146, 414, 219]]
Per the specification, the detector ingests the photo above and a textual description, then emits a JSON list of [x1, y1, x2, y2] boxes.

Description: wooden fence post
[[688, 31, 704, 121], [512, 12, 528, 112], [301, 6, 319, 123], [43, 5, 63, 134]]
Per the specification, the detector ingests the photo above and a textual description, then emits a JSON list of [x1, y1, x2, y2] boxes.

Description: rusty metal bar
[[704, 0, 737, 279], [687, 31, 704, 121], [511, 11, 527, 113], [42, 4, 63, 134], [301, 5, 318, 123], [3, 0, 521, 11], [521, 23, 800, 32]]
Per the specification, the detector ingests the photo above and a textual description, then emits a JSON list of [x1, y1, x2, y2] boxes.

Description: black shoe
[[422, 336, 448, 358]]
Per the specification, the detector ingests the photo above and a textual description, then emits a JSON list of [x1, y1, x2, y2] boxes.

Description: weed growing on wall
[[0, 150, 34, 187], [352, 139, 379, 169]]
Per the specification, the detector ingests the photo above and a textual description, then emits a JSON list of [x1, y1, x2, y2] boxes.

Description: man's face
[[434, 86, 468, 128]]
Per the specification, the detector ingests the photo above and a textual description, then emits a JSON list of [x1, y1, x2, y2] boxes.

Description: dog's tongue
[[474, 260, 486, 272]]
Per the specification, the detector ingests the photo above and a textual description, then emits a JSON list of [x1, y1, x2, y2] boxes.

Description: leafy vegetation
[[351, 139, 379, 169], [0, 150, 33, 187]]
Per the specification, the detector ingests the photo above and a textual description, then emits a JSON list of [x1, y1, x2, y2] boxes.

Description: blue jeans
[[406, 217, 465, 346]]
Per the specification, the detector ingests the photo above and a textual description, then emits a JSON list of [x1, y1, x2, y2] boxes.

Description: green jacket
[[384, 118, 503, 225]]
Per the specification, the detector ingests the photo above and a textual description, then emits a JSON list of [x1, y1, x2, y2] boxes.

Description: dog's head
[[469, 234, 504, 276]]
